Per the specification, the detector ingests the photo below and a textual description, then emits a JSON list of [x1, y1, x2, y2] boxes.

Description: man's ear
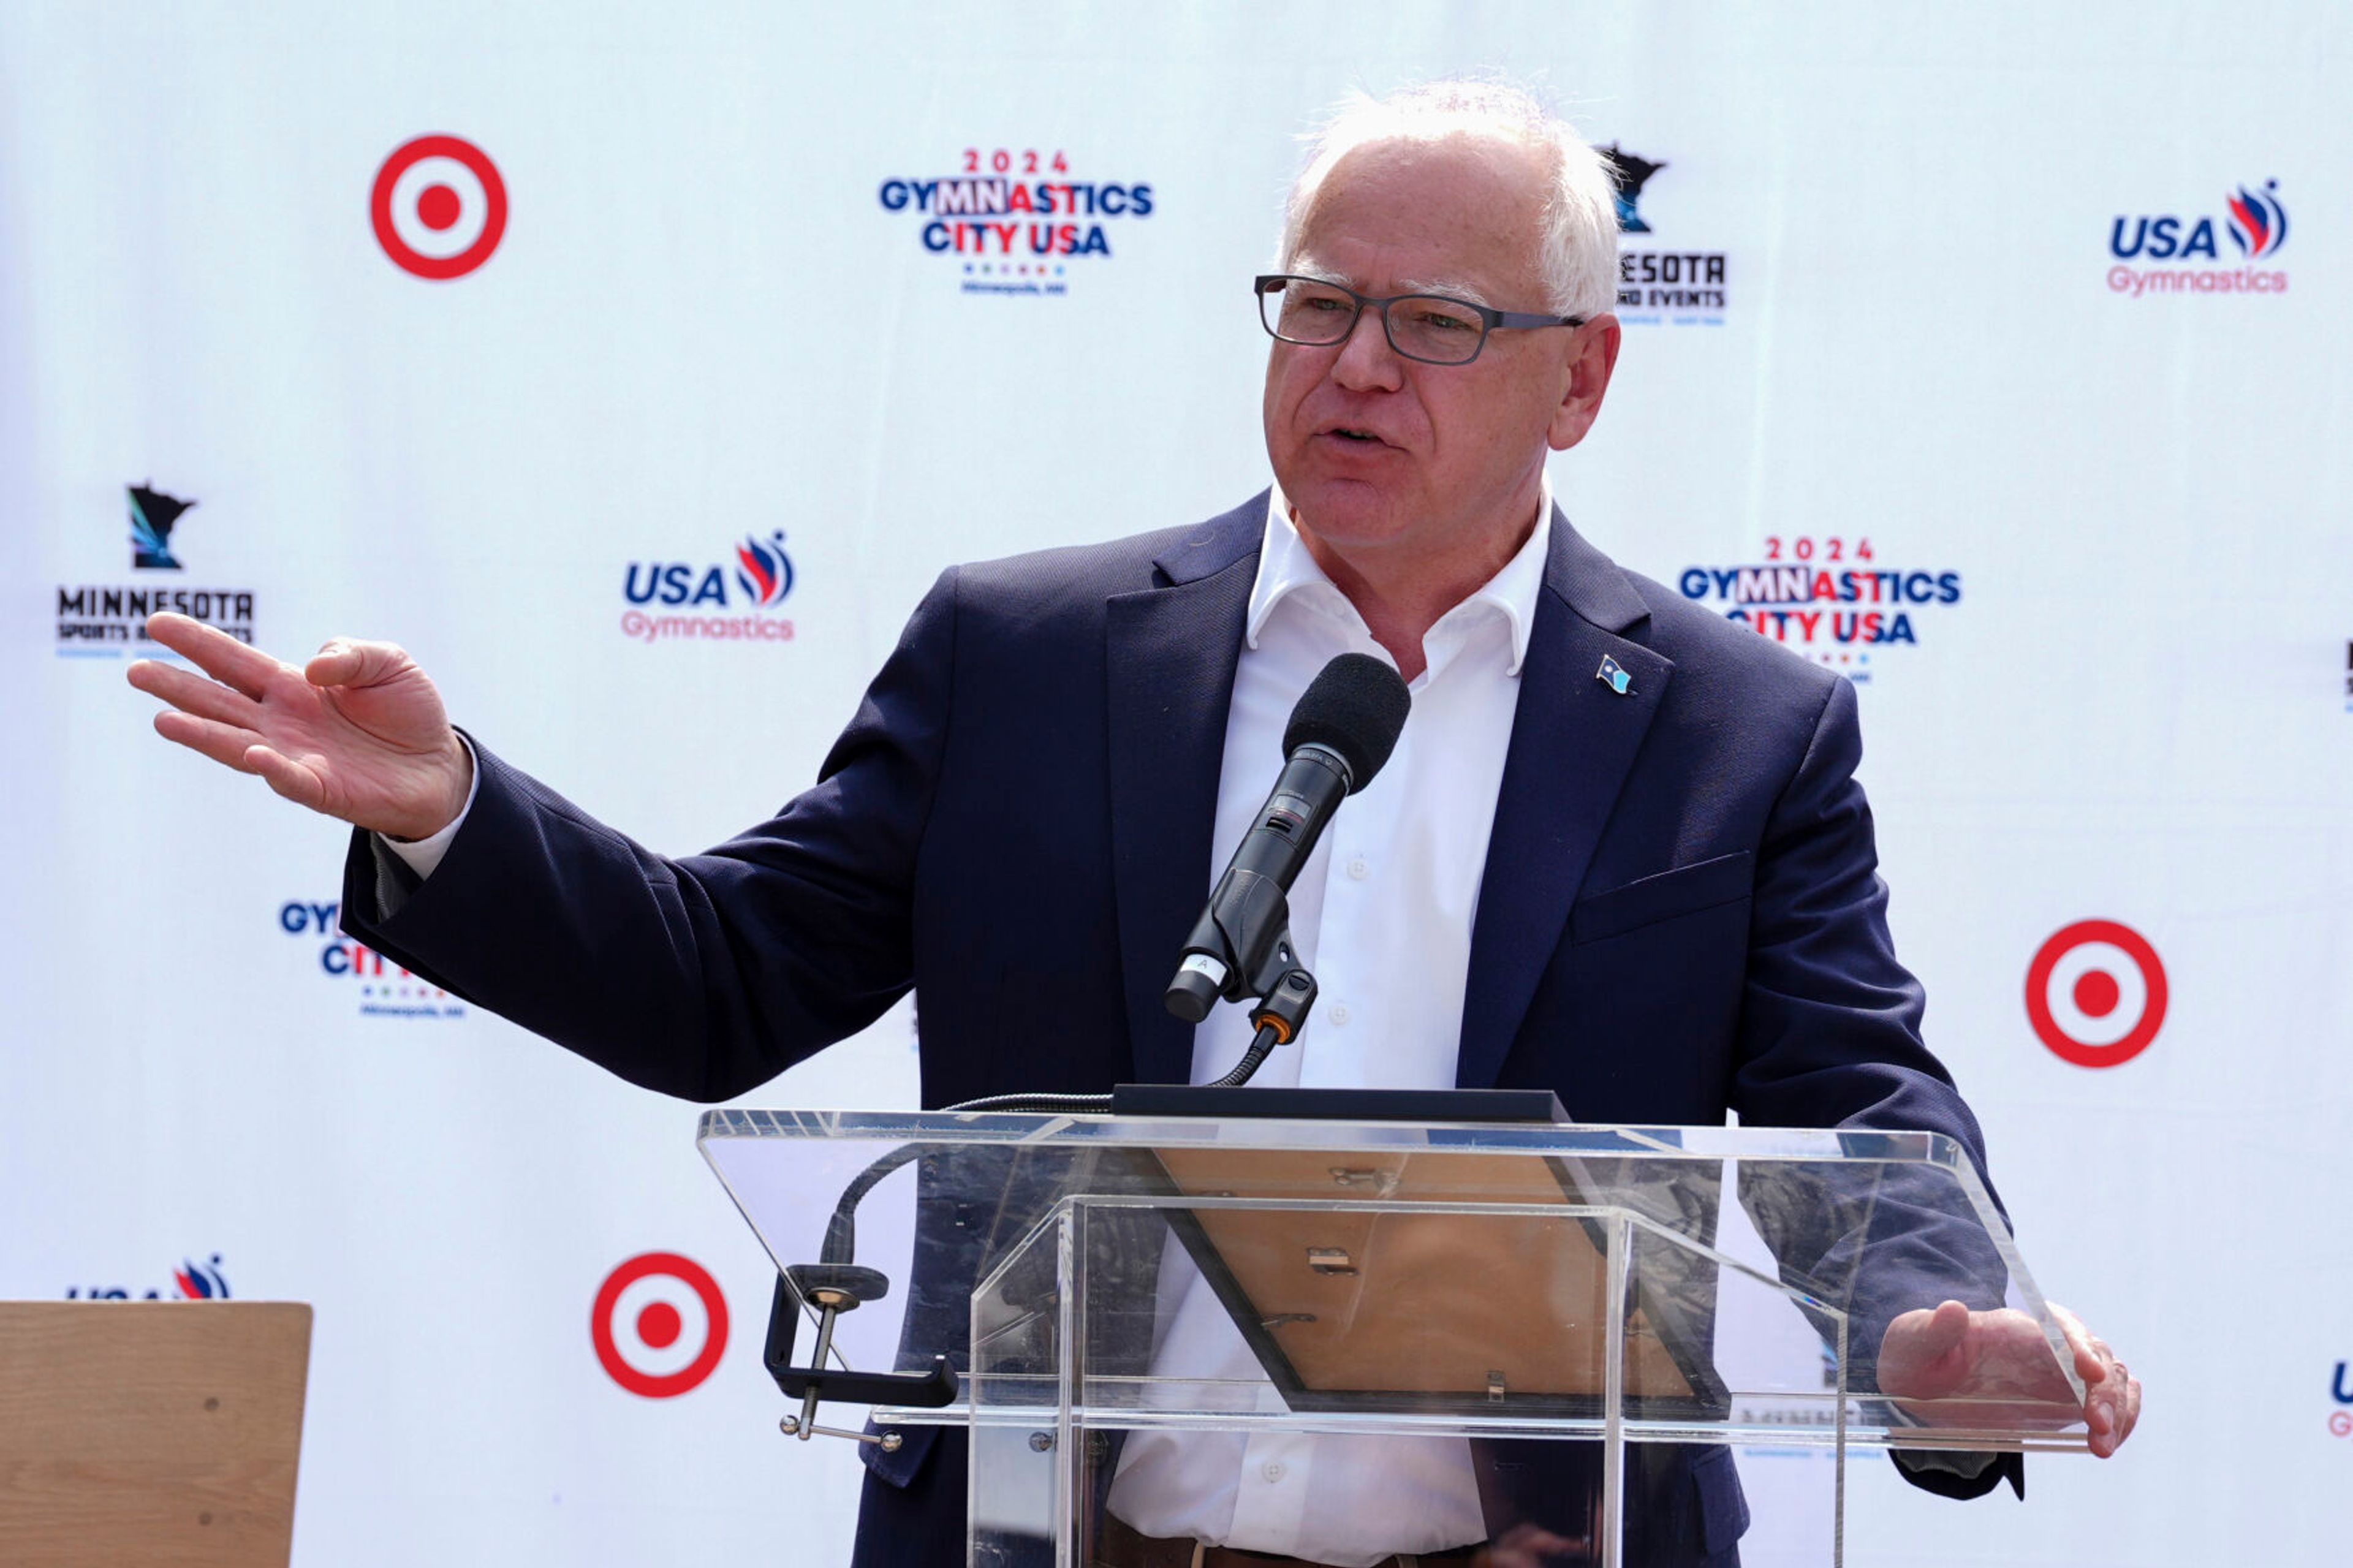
[[1547, 315, 1622, 452]]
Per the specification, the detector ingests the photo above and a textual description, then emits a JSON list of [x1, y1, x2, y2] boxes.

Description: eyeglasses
[[1254, 273, 1586, 366]]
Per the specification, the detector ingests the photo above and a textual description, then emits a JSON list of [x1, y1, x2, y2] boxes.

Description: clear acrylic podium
[[700, 1104, 2088, 1567]]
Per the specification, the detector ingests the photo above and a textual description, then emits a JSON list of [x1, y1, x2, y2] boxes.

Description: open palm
[[129, 612, 472, 841]]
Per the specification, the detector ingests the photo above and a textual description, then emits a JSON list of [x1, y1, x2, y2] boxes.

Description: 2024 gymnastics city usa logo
[[877, 146, 1155, 297], [2106, 180, 2289, 298], [279, 897, 465, 1020], [1675, 536, 1962, 681], [618, 532, 797, 647]]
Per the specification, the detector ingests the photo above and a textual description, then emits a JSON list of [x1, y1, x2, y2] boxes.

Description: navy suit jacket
[[345, 493, 2016, 1564]]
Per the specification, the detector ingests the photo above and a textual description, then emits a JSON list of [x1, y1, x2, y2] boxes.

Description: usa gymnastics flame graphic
[[734, 531, 795, 608], [173, 1254, 232, 1300], [2226, 180, 2287, 259]]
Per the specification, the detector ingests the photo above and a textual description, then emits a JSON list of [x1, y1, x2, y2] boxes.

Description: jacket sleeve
[[1729, 674, 2026, 1500], [337, 567, 963, 1102]]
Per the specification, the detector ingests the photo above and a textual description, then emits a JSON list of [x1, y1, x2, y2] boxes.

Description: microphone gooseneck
[[766, 658, 1412, 1450]]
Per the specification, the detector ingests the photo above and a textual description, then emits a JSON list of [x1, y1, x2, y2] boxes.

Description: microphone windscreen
[[1282, 653, 1412, 793]]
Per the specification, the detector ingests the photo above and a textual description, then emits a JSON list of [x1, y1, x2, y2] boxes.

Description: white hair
[[1279, 78, 1620, 319]]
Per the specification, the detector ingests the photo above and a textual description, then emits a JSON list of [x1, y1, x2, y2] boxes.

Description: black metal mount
[[764, 1262, 956, 1448]]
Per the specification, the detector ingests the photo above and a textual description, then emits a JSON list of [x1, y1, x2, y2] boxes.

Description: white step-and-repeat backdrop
[[3, 2, 2347, 1563]]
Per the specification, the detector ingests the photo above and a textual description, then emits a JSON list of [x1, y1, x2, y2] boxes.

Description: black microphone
[[1164, 653, 1412, 1024]]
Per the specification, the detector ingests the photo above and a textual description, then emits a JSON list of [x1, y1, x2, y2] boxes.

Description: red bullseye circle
[[637, 1301, 682, 1349], [2072, 969, 2120, 1018], [591, 1252, 728, 1398], [2025, 919, 2167, 1069], [416, 183, 461, 231], [371, 134, 507, 280]]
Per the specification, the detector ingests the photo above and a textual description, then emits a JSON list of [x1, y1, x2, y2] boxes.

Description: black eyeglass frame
[[1253, 273, 1588, 365]]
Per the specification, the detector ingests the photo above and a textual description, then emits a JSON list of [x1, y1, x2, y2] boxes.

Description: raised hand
[[127, 612, 473, 841], [1879, 1298, 2141, 1457]]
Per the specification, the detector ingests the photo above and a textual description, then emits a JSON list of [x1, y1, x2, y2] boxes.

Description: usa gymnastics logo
[[371, 135, 507, 281], [593, 1252, 730, 1399], [1603, 143, 1727, 327], [2025, 920, 2168, 1069], [1676, 537, 1961, 681], [2107, 180, 2290, 299], [2331, 1362, 2353, 1439], [877, 148, 1155, 297], [734, 532, 795, 608], [620, 533, 798, 646], [67, 1253, 231, 1301], [2226, 182, 2289, 258], [279, 898, 464, 1020]]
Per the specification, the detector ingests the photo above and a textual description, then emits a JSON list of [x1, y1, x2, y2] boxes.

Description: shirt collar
[[1246, 475, 1553, 677]]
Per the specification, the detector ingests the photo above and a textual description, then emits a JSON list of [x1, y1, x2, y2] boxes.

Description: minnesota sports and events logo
[[1675, 537, 1962, 681], [55, 483, 257, 657], [877, 148, 1155, 297], [1602, 143, 1727, 327], [2106, 180, 2290, 298]]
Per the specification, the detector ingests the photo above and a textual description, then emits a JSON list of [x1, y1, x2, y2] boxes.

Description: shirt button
[[1346, 856, 1370, 881], [1262, 1460, 1287, 1482], [1327, 1004, 1351, 1026]]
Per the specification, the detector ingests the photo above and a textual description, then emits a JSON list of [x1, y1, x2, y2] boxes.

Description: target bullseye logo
[[2025, 919, 2168, 1069], [371, 135, 507, 280], [591, 1252, 729, 1398]]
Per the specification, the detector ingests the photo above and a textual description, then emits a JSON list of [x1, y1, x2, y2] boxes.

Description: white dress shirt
[[1103, 486, 1551, 1564], [385, 485, 1556, 1561]]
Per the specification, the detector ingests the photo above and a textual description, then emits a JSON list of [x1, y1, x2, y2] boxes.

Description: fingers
[[305, 637, 408, 690], [1876, 1300, 1975, 1401], [2045, 1300, 2103, 1382], [1474, 1523, 1585, 1568], [153, 710, 268, 773], [1901, 1299, 1976, 1365], [1915, 1298, 1971, 1360], [244, 744, 328, 812], [127, 657, 265, 730], [2088, 1357, 2137, 1456], [150, 712, 336, 819], [2047, 1301, 2137, 1456], [143, 612, 281, 699]]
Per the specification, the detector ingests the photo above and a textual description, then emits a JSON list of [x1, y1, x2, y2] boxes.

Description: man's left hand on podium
[[1878, 1298, 2141, 1457]]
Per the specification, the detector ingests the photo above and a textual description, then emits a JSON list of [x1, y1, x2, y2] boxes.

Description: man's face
[[1262, 134, 1613, 572]]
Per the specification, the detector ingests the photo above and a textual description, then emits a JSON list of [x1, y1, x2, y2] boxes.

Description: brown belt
[[1093, 1511, 1484, 1568]]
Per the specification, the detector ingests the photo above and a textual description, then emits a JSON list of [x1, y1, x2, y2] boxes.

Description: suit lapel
[[1107, 499, 1263, 1087], [1457, 509, 1673, 1092]]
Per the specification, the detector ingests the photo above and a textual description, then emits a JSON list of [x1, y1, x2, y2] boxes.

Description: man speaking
[[129, 79, 2135, 1567]]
